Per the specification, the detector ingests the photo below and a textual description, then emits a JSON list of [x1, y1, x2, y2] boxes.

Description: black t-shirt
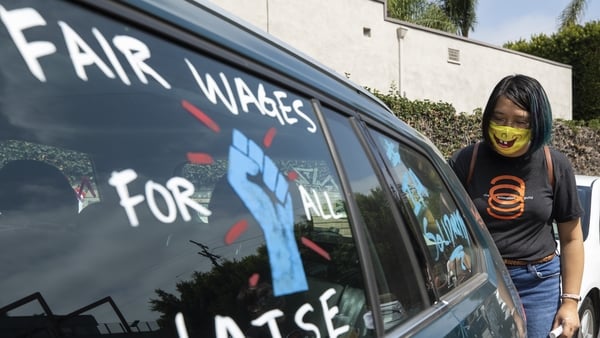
[[449, 142, 583, 261]]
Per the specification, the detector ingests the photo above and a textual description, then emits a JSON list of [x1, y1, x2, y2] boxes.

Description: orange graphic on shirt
[[487, 175, 525, 220]]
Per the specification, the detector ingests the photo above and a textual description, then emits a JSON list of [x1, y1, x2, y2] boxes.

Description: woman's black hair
[[481, 74, 553, 154]]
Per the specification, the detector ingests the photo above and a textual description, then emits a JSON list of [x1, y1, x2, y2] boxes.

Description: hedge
[[373, 91, 600, 176]]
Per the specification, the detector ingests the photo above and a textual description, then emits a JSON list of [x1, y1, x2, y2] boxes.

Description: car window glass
[[0, 2, 373, 337], [370, 130, 475, 295], [576, 186, 591, 240], [323, 109, 428, 331]]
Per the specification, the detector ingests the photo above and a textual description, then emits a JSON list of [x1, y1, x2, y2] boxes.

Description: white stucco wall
[[398, 24, 573, 117], [207, 0, 573, 119]]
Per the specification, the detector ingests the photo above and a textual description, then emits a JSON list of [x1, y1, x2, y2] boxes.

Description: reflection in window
[[576, 186, 591, 240], [0, 140, 98, 211], [372, 131, 474, 295], [324, 109, 427, 331]]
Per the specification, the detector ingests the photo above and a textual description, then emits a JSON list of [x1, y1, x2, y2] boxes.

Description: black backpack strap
[[467, 142, 480, 186]]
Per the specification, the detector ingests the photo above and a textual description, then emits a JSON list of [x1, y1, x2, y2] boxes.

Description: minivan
[[0, 1, 526, 337]]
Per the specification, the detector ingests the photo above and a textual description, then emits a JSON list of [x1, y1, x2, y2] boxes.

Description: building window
[[363, 27, 371, 38]]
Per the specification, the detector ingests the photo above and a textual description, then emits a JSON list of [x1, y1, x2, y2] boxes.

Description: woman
[[449, 74, 584, 338]]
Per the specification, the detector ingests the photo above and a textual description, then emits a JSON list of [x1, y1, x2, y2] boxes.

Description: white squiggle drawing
[[423, 209, 470, 262]]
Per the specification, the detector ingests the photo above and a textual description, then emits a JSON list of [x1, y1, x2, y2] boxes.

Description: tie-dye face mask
[[488, 121, 531, 156]]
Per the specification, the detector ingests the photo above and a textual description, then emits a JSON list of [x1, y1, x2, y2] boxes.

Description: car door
[[367, 120, 526, 338], [322, 106, 525, 337]]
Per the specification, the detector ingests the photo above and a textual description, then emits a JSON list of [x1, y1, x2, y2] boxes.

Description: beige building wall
[[207, 0, 573, 119]]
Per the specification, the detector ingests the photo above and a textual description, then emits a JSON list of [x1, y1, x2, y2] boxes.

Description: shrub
[[373, 91, 600, 176]]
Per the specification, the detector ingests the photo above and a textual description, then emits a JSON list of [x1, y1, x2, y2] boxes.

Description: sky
[[469, 0, 600, 46]]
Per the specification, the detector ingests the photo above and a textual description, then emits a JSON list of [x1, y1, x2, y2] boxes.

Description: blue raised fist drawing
[[227, 129, 308, 296]]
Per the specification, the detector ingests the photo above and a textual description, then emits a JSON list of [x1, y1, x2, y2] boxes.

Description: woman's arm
[[553, 218, 584, 337]]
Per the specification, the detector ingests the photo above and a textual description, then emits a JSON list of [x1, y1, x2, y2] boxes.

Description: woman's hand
[[552, 300, 580, 337]]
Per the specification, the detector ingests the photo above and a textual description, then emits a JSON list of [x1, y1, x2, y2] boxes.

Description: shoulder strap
[[466, 142, 480, 186], [467, 143, 554, 189], [544, 145, 554, 189]]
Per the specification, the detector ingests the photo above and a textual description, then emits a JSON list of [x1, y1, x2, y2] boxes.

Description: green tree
[[441, 0, 478, 37], [388, 0, 456, 33], [150, 245, 270, 337], [504, 21, 600, 121], [387, 0, 478, 37], [559, 0, 589, 29]]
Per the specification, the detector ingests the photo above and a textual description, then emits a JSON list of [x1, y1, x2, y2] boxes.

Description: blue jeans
[[507, 255, 561, 338]]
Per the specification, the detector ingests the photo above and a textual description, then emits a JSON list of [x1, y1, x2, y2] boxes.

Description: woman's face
[[488, 96, 532, 157]]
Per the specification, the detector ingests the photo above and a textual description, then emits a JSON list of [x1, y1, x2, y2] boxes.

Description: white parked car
[[575, 175, 600, 338]]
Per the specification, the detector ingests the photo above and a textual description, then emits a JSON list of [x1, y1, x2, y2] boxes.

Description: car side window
[[370, 130, 475, 295], [0, 2, 374, 338], [323, 108, 428, 331], [576, 186, 591, 240]]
